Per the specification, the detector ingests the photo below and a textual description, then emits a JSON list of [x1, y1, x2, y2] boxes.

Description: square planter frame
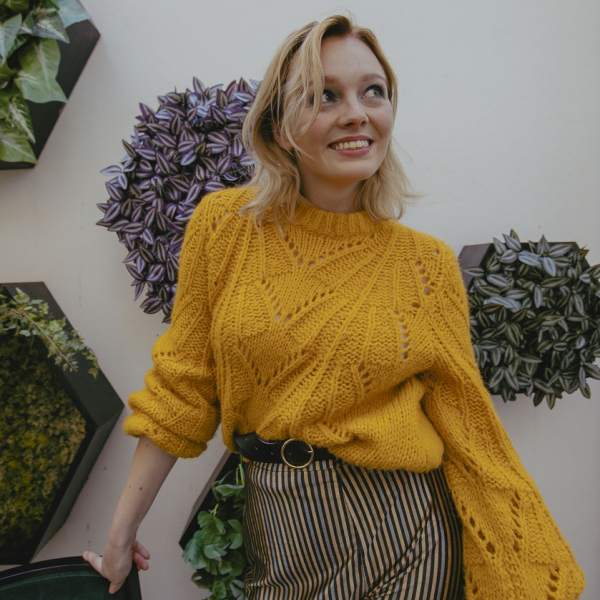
[[0, 282, 123, 564]]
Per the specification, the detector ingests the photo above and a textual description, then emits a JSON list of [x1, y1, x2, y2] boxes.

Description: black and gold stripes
[[243, 459, 464, 599]]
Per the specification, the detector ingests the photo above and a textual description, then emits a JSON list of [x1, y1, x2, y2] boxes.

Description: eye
[[321, 89, 337, 104], [363, 84, 387, 99]]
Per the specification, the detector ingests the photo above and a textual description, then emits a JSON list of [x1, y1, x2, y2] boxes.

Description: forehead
[[319, 35, 386, 80]]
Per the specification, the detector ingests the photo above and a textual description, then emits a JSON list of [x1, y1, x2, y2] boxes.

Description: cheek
[[377, 109, 394, 141]]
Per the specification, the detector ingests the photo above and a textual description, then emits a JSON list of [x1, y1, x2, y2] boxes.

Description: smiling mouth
[[330, 139, 371, 150]]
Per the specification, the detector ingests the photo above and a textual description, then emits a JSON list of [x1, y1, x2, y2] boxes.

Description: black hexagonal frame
[[0, 15, 100, 171], [0, 282, 123, 564]]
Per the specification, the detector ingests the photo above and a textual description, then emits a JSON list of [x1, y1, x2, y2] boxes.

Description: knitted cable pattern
[[123, 187, 584, 600]]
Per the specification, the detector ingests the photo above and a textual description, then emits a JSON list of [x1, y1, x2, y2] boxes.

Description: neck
[[301, 181, 361, 214]]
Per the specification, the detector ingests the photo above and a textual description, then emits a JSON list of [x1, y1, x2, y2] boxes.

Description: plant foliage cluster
[[0, 287, 98, 375], [0, 329, 86, 549], [466, 231, 600, 407], [97, 78, 257, 322], [0, 0, 90, 164], [183, 458, 247, 600]]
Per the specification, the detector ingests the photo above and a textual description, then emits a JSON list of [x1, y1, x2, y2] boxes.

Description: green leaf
[[14, 37, 66, 103], [0, 14, 22, 61], [6, 0, 31, 11], [0, 90, 34, 140], [20, 8, 69, 43], [55, 0, 91, 28], [204, 544, 226, 560], [0, 126, 36, 162], [0, 62, 17, 89]]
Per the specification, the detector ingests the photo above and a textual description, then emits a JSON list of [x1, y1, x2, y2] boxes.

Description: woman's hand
[[81, 436, 177, 594], [83, 539, 150, 594]]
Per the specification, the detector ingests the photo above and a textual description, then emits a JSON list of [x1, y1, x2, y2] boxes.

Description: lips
[[330, 139, 371, 150]]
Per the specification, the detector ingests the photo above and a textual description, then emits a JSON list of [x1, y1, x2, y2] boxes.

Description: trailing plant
[[0, 0, 91, 164], [464, 231, 600, 407], [0, 287, 98, 375], [97, 77, 257, 322], [0, 330, 87, 550], [183, 457, 247, 600]]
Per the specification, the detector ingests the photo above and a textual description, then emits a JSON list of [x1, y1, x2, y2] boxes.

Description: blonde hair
[[241, 14, 417, 227]]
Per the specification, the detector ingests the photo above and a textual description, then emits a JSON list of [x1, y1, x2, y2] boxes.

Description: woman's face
[[288, 35, 394, 205]]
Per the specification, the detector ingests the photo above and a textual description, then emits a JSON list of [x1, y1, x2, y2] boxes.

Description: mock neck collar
[[289, 200, 378, 238]]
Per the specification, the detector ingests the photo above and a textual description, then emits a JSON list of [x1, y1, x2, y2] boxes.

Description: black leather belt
[[235, 432, 336, 468]]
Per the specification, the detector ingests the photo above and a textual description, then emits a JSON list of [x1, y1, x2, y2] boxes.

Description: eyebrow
[[323, 73, 388, 85]]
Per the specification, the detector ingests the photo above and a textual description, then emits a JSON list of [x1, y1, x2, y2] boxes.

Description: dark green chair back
[[0, 557, 142, 599]]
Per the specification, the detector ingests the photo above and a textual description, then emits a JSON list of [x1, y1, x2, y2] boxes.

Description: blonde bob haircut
[[240, 14, 417, 227]]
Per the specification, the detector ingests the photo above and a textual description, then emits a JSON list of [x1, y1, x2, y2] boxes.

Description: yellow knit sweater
[[124, 187, 584, 600]]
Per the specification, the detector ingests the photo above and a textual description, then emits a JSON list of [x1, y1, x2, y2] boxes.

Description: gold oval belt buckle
[[281, 438, 314, 469]]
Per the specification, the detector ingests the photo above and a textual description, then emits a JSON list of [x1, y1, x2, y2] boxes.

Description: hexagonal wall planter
[[0, 16, 100, 170], [458, 233, 600, 406], [0, 282, 123, 564]]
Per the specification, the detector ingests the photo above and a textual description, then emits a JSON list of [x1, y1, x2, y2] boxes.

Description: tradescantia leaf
[[20, 7, 69, 43], [0, 126, 36, 162], [14, 37, 67, 103], [503, 233, 521, 252], [0, 14, 22, 61], [518, 251, 541, 267], [54, 0, 91, 29]]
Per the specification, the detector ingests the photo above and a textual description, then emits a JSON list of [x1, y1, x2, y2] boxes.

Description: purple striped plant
[[97, 77, 257, 321]]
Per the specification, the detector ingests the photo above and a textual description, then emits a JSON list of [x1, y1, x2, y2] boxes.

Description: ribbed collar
[[290, 201, 377, 239]]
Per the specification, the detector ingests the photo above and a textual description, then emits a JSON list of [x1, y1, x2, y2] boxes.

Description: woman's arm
[[83, 435, 177, 594]]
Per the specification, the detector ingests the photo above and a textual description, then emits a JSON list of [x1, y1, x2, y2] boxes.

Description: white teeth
[[331, 140, 370, 150]]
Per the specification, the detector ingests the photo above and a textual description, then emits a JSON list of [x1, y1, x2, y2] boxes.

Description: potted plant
[[97, 77, 257, 322], [180, 451, 247, 600], [0, 282, 123, 564], [459, 231, 600, 408], [0, 0, 99, 169]]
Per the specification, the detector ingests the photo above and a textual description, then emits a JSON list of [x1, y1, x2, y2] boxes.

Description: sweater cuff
[[123, 412, 208, 459]]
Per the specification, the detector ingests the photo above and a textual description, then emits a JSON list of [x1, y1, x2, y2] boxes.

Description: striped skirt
[[243, 458, 464, 600]]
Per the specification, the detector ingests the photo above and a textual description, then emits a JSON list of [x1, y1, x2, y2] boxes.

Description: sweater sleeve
[[423, 243, 585, 600], [122, 198, 219, 458]]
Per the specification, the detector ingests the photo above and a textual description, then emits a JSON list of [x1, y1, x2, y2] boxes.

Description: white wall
[[1, 1, 598, 598]]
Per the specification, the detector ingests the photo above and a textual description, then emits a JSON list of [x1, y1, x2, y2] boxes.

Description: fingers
[[133, 551, 149, 571], [109, 582, 124, 595], [82, 550, 103, 575], [133, 539, 151, 560]]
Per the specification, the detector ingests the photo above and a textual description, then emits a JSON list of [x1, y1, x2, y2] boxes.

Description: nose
[[337, 97, 368, 128]]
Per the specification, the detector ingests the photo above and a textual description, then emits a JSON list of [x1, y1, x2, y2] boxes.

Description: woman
[[84, 15, 585, 600]]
